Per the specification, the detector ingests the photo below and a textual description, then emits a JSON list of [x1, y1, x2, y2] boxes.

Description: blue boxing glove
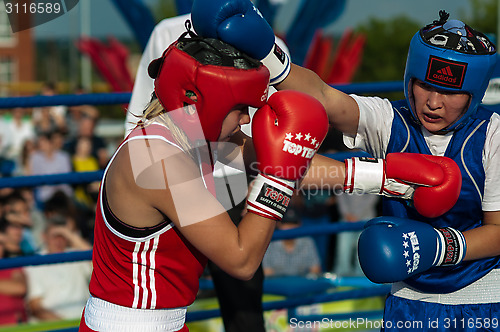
[[358, 216, 467, 284], [191, 0, 290, 85]]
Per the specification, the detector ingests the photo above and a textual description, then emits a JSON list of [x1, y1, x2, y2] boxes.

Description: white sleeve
[[25, 266, 45, 300], [342, 95, 394, 158], [125, 14, 192, 136], [482, 113, 500, 211]]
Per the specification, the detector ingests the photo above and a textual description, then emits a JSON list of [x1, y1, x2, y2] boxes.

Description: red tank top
[[0, 269, 27, 324], [88, 123, 212, 309]]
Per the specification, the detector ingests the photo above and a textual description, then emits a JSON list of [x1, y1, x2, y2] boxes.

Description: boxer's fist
[[191, 0, 290, 85], [252, 90, 328, 180], [246, 91, 328, 220], [344, 153, 461, 218], [358, 217, 466, 283]]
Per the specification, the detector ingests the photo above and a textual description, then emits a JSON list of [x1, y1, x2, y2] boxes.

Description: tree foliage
[[152, 0, 178, 23], [463, 0, 497, 35], [353, 16, 420, 84]]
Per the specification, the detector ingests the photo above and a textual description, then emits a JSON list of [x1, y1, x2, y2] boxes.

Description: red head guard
[[150, 36, 270, 142]]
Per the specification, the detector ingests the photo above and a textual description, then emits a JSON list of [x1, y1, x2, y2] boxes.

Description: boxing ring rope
[[0, 84, 398, 331], [0, 92, 132, 108], [0, 80, 404, 109], [0, 220, 367, 270]]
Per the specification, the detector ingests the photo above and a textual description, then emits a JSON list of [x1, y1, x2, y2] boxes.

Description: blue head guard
[[404, 11, 497, 132]]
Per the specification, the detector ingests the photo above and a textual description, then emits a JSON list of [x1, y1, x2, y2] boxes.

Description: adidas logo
[[426, 55, 466, 89], [437, 66, 453, 76], [432, 65, 457, 84]]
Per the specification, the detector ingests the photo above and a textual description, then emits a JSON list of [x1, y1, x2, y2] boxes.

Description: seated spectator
[[0, 107, 34, 177], [71, 137, 100, 209], [333, 192, 379, 277], [50, 130, 67, 152], [0, 111, 15, 177], [43, 190, 93, 242], [32, 82, 67, 135], [263, 208, 322, 278], [63, 114, 109, 169], [19, 140, 35, 176], [24, 218, 92, 322], [17, 188, 46, 251], [5, 108, 35, 170], [0, 233, 28, 326], [65, 86, 99, 138], [27, 132, 73, 208], [0, 192, 35, 258], [0, 110, 12, 160], [2, 191, 37, 255]]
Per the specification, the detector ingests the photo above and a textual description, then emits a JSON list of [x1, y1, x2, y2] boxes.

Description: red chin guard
[[153, 43, 270, 141]]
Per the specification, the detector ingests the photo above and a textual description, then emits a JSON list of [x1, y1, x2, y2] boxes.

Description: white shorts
[[392, 269, 500, 305], [84, 296, 187, 332]]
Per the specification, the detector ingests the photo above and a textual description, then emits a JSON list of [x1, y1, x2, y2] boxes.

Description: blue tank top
[[385, 100, 500, 293]]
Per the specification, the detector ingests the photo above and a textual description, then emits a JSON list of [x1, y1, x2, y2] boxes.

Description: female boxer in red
[[78, 27, 329, 331]]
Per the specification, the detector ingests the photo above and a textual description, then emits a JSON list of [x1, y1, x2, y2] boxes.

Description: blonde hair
[[140, 98, 197, 161]]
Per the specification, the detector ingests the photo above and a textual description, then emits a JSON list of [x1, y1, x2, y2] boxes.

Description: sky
[[33, 0, 473, 41]]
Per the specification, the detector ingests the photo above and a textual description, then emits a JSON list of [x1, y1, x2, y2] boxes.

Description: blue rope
[[0, 92, 131, 109], [272, 222, 365, 240], [263, 285, 390, 311], [0, 171, 104, 189], [186, 285, 390, 322], [0, 222, 366, 270], [0, 153, 371, 189], [333, 81, 403, 94], [0, 251, 92, 269], [0, 81, 404, 109]]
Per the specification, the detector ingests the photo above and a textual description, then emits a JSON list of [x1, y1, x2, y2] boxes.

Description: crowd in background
[[0, 83, 381, 327], [0, 82, 107, 325]]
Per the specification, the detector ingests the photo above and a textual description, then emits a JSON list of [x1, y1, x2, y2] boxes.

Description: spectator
[[333, 192, 379, 276], [32, 82, 67, 135], [50, 130, 66, 152], [71, 137, 100, 209], [19, 140, 35, 176], [263, 207, 322, 277], [0, 214, 30, 258], [2, 191, 37, 255], [66, 86, 99, 139], [0, 110, 12, 158], [28, 132, 73, 207], [5, 107, 35, 168], [42, 191, 93, 243], [24, 218, 92, 322], [0, 191, 36, 258], [0, 111, 14, 177], [0, 234, 28, 326], [63, 114, 109, 169], [16, 188, 46, 251]]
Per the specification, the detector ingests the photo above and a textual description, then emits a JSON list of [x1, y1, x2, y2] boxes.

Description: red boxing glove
[[247, 90, 328, 220], [344, 153, 461, 218]]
